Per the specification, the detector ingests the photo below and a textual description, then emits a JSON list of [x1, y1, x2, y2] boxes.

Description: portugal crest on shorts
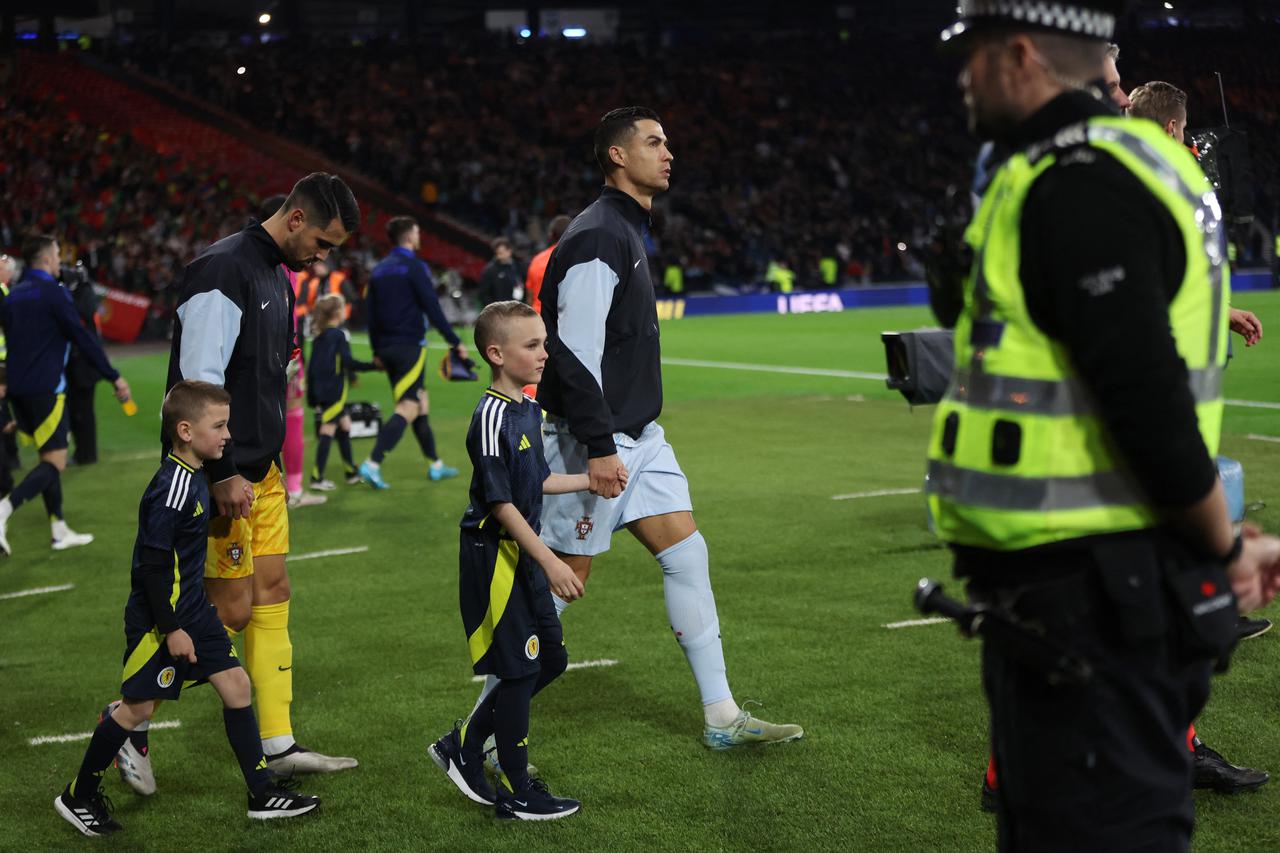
[[575, 516, 594, 541], [157, 666, 176, 688], [525, 634, 540, 660], [227, 541, 243, 566]]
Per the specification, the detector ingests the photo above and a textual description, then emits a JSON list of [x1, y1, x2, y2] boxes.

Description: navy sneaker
[[496, 777, 580, 821], [55, 784, 122, 836], [429, 725, 495, 805]]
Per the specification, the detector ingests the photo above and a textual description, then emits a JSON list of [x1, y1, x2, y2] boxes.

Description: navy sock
[[10, 461, 57, 511], [42, 468, 64, 520], [412, 415, 438, 462], [72, 714, 131, 798], [371, 414, 407, 464], [313, 434, 333, 480], [223, 706, 271, 795], [493, 673, 538, 791], [336, 429, 355, 474], [462, 690, 497, 755]]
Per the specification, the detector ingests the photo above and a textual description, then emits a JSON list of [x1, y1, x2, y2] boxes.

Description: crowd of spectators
[[0, 94, 385, 332], [4, 22, 1277, 312], [107, 23, 1280, 288]]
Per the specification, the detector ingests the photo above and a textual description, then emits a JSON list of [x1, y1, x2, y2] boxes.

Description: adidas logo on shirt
[[518, 434, 531, 451]]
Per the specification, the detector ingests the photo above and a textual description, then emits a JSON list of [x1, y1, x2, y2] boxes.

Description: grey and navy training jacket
[[366, 247, 461, 353], [539, 187, 662, 458], [165, 223, 295, 483], [1, 268, 119, 397]]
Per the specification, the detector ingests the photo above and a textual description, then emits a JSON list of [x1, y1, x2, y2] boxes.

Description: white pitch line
[[290, 546, 370, 562], [1246, 434, 1280, 444], [470, 658, 619, 682], [1227, 399, 1280, 410], [0, 583, 75, 601], [30, 719, 182, 746], [884, 617, 949, 629], [832, 487, 922, 501], [655, 358, 1280, 411], [662, 357, 885, 381]]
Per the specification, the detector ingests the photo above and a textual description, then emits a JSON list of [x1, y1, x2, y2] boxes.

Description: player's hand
[[544, 558, 585, 602], [113, 377, 132, 402], [1229, 524, 1280, 612], [453, 343, 470, 361], [166, 628, 197, 664], [1230, 308, 1263, 347], [213, 475, 255, 520], [588, 454, 625, 499], [616, 463, 630, 489], [373, 355, 384, 370]]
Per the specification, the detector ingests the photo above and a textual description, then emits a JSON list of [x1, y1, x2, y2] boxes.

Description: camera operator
[[62, 263, 106, 466], [0, 234, 131, 555]]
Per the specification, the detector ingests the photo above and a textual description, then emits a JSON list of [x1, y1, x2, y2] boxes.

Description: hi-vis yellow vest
[[926, 117, 1229, 551]]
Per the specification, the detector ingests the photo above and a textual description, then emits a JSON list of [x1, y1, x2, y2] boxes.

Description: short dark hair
[[162, 380, 231, 443], [594, 106, 661, 174], [1129, 80, 1188, 126], [474, 300, 539, 369], [261, 194, 287, 221], [284, 173, 360, 233], [491, 237, 512, 254], [387, 215, 418, 246], [22, 233, 57, 267], [548, 215, 572, 244]]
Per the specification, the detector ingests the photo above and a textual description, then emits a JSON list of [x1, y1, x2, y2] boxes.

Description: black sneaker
[[54, 784, 122, 836], [496, 777, 580, 821], [1194, 742, 1269, 794], [247, 777, 321, 820], [428, 724, 495, 805], [1238, 616, 1272, 641]]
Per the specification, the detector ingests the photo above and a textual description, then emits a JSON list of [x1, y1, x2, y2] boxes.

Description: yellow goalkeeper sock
[[245, 601, 293, 740]]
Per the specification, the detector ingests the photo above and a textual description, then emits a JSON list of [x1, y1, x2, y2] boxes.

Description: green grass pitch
[[6, 292, 1280, 851]]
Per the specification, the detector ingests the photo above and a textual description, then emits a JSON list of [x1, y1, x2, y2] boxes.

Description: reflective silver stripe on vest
[[950, 366, 1221, 415], [927, 459, 1146, 512], [1087, 125, 1226, 364]]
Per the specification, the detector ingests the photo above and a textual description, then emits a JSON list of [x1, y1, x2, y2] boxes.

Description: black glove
[[923, 184, 973, 329]]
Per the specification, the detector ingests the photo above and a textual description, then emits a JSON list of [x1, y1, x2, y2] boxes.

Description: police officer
[[930, 3, 1280, 848]]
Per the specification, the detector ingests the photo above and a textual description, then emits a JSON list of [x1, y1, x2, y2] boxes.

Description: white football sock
[[656, 531, 734, 717], [262, 734, 296, 756]]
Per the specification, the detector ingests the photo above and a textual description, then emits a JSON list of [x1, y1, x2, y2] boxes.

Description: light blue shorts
[[540, 419, 693, 556]]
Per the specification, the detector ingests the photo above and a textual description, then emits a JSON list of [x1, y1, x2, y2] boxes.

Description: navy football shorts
[[120, 607, 240, 700], [459, 530, 563, 679], [378, 344, 428, 403]]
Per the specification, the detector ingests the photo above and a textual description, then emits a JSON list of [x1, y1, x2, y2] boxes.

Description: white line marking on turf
[[1228, 399, 1280, 410], [883, 617, 949, 629], [290, 546, 370, 562], [659, 358, 1280, 410], [29, 720, 182, 746], [1246, 434, 1280, 444], [470, 658, 619, 682], [0, 583, 75, 601], [662, 357, 885, 381], [832, 488, 922, 501]]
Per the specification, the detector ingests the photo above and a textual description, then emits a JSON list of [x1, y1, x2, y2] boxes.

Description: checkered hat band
[[958, 0, 1116, 38]]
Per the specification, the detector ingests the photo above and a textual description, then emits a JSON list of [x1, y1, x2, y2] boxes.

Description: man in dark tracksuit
[[358, 215, 468, 488], [477, 238, 520, 307], [531, 107, 802, 749], [0, 234, 130, 556], [117, 173, 361, 785]]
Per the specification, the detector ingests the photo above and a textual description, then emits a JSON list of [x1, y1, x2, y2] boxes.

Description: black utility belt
[[991, 537, 1238, 672]]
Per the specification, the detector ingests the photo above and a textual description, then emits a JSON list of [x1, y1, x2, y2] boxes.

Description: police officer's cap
[[940, 0, 1125, 49]]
